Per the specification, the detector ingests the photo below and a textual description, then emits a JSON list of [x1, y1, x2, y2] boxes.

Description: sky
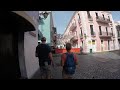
[[52, 11, 120, 34]]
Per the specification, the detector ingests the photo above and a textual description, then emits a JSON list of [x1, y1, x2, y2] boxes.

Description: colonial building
[[114, 21, 120, 49], [62, 11, 119, 53]]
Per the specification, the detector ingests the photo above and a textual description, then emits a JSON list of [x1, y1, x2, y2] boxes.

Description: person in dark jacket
[[36, 37, 54, 79]]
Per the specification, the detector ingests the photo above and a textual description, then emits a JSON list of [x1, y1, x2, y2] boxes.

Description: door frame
[[101, 39, 104, 52]]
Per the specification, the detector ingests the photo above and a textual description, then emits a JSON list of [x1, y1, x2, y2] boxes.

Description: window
[[99, 26, 102, 35], [108, 40, 110, 50], [87, 11, 91, 17], [82, 41, 83, 47], [118, 30, 120, 37], [92, 40, 95, 45], [102, 14, 105, 20], [95, 12, 98, 18], [117, 27, 120, 37], [108, 16, 110, 21], [90, 25, 94, 35], [111, 28, 113, 36], [78, 14, 81, 25], [80, 28, 83, 36], [78, 13, 81, 20], [106, 27, 108, 35], [101, 40, 104, 51], [101, 40, 103, 44]]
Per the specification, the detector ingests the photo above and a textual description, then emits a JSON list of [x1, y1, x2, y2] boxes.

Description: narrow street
[[1, 11, 120, 79], [32, 50, 120, 79]]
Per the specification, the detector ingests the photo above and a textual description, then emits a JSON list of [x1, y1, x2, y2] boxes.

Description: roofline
[[101, 11, 111, 14], [63, 11, 78, 36]]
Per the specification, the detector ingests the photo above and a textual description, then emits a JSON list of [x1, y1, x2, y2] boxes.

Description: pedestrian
[[61, 43, 78, 79], [35, 37, 54, 79], [80, 46, 83, 54]]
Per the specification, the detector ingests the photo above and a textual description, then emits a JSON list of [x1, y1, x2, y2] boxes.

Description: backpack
[[64, 53, 76, 75]]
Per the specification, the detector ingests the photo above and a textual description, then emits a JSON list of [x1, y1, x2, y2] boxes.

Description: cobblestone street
[[32, 50, 120, 79]]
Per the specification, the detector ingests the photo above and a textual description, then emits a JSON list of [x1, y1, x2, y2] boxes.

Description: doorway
[[101, 40, 104, 51], [0, 32, 21, 79], [108, 40, 110, 50]]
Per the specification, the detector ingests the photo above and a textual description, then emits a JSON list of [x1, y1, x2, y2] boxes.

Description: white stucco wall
[[24, 32, 39, 79], [113, 21, 120, 50], [24, 11, 39, 79]]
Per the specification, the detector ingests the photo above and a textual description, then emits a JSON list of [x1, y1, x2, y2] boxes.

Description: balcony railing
[[99, 32, 113, 37], [70, 36, 78, 41], [91, 32, 96, 37], [70, 23, 77, 32], [73, 36, 78, 40], [96, 16, 112, 23]]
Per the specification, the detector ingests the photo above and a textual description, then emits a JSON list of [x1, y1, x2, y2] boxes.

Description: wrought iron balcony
[[73, 36, 78, 40], [70, 23, 77, 32], [99, 32, 113, 37], [96, 16, 112, 23], [70, 35, 78, 42]]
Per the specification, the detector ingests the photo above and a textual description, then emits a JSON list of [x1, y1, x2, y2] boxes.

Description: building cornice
[[63, 11, 78, 36], [101, 11, 111, 14]]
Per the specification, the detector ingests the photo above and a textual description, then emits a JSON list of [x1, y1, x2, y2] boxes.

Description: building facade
[[38, 11, 57, 47], [0, 11, 39, 79], [56, 34, 64, 48], [62, 11, 119, 53], [114, 21, 120, 49]]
